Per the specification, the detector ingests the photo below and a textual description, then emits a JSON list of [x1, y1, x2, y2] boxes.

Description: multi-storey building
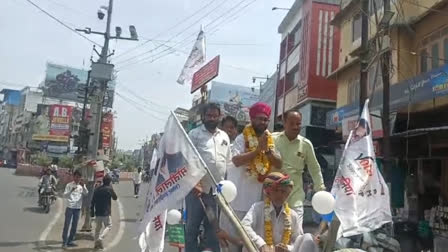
[[277, 0, 340, 145], [326, 0, 448, 234]]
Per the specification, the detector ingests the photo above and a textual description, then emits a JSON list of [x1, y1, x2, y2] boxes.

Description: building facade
[[277, 0, 340, 145], [326, 1, 448, 244]]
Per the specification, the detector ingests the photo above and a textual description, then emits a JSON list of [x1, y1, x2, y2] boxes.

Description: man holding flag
[[186, 103, 232, 252]]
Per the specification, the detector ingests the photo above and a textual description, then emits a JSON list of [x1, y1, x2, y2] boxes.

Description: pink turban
[[249, 102, 272, 119]]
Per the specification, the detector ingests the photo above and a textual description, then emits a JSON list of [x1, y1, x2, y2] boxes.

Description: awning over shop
[[326, 64, 448, 129]]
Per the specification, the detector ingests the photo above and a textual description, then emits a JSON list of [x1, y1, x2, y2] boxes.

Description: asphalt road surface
[[0, 168, 178, 252]]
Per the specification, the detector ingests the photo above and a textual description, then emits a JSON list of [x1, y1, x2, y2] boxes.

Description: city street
[[0, 168, 177, 252]]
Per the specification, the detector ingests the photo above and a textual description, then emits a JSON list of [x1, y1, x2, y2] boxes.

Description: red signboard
[[101, 112, 113, 149], [191, 55, 220, 94], [49, 105, 72, 136]]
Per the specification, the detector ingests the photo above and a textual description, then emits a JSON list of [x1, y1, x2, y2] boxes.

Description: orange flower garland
[[243, 125, 274, 182], [264, 198, 292, 247]]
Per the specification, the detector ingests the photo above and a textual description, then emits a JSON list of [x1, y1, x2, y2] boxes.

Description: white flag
[[150, 148, 158, 171], [138, 113, 207, 251], [331, 99, 392, 237], [139, 210, 167, 252], [177, 29, 206, 85]]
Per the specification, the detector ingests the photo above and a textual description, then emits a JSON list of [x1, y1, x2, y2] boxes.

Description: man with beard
[[272, 110, 325, 234], [218, 102, 282, 252], [186, 103, 232, 252]]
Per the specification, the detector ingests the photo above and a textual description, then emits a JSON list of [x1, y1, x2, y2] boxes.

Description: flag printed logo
[[139, 113, 207, 252], [331, 99, 392, 237]]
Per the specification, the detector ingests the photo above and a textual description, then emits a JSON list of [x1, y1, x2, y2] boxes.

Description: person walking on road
[[91, 175, 118, 251], [62, 170, 88, 249], [132, 167, 143, 198]]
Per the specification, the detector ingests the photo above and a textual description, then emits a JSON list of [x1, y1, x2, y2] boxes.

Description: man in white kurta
[[241, 172, 318, 252]]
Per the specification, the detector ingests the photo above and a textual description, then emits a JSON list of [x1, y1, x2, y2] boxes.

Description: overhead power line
[[114, 0, 232, 65], [115, 92, 167, 122], [115, 0, 254, 67], [117, 0, 258, 71], [23, 0, 102, 47], [113, 0, 220, 60]]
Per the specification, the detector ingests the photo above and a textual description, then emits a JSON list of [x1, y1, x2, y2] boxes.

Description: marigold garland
[[243, 125, 274, 182], [264, 198, 292, 247]]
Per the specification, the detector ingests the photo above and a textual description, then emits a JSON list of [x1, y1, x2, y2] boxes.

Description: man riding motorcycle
[[38, 168, 57, 206]]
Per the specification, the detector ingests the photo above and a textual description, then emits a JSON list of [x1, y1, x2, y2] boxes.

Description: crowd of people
[[187, 102, 327, 252]]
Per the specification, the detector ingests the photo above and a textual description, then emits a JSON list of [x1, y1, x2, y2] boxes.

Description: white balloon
[[311, 191, 335, 215], [166, 209, 182, 225], [218, 180, 238, 203]]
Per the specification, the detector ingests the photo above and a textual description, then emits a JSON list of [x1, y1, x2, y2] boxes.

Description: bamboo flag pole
[[171, 112, 259, 252]]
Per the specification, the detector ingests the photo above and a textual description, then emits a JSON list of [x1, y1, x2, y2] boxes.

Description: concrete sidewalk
[[40, 199, 123, 252]]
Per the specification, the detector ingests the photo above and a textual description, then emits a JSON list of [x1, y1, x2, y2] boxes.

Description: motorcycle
[[39, 185, 56, 213], [111, 172, 120, 184]]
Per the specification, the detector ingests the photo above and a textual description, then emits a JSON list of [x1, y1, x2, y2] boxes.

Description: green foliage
[[108, 152, 138, 172], [31, 152, 52, 167], [59, 155, 74, 169]]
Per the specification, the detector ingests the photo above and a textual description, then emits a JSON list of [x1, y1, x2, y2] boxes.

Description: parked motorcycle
[[39, 186, 56, 213]]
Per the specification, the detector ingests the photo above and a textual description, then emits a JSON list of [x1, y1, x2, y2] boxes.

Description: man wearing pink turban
[[218, 102, 282, 252]]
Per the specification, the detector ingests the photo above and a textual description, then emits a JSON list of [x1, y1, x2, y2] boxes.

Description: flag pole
[[170, 112, 259, 252]]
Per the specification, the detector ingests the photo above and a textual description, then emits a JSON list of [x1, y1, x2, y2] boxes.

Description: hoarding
[[191, 55, 220, 93], [101, 112, 113, 149], [43, 63, 88, 102], [209, 81, 259, 123], [49, 105, 72, 136], [43, 63, 115, 108]]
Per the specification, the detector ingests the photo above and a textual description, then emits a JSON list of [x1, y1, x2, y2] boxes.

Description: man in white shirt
[[242, 172, 317, 252], [62, 170, 88, 248], [186, 103, 232, 252], [132, 167, 143, 198]]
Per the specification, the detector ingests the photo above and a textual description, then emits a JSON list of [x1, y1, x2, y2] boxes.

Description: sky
[[0, 0, 295, 150]]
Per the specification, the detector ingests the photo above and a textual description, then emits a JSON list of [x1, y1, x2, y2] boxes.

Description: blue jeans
[[62, 207, 81, 245], [185, 192, 219, 252]]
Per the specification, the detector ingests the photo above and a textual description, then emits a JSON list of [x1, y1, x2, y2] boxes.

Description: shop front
[[326, 63, 448, 250]]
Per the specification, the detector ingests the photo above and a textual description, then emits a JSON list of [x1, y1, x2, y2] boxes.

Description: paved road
[[0, 168, 57, 251], [0, 169, 177, 252]]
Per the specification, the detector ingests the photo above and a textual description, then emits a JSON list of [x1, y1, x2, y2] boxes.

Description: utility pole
[[359, 0, 370, 111], [380, 0, 393, 173], [88, 0, 113, 161], [75, 0, 138, 232], [324, 1, 371, 251]]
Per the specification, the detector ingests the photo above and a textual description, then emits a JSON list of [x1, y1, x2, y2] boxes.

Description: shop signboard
[[101, 112, 113, 149], [327, 64, 448, 129], [49, 105, 72, 136], [191, 55, 220, 94], [47, 144, 68, 154], [32, 134, 69, 142]]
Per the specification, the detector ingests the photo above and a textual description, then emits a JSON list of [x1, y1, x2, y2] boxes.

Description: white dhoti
[[291, 233, 319, 252]]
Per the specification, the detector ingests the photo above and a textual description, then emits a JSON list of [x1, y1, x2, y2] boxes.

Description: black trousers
[[134, 183, 140, 195]]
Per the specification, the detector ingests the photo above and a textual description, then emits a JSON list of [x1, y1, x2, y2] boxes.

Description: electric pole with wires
[[75, 0, 139, 232]]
